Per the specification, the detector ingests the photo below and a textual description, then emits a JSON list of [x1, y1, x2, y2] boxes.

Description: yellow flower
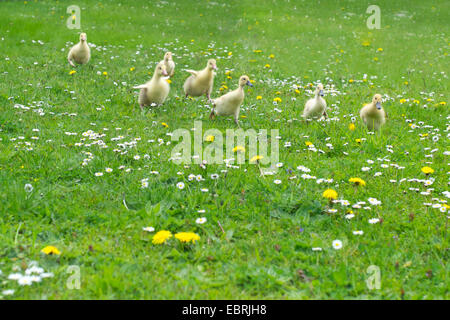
[[323, 189, 338, 200], [161, 122, 169, 128], [439, 101, 446, 106], [166, 79, 172, 84], [250, 155, 263, 162], [399, 98, 406, 104], [404, 81, 409, 85], [41, 246, 61, 255], [264, 64, 270, 68], [349, 79, 354, 83], [228, 52, 232, 56], [256, 96, 262, 100], [377, 47, 383, 52], [273, 97, 282, 103], [233, 146, 245, 152], [295, 89, 300, 94], [373, 57, 379, 61], [152, 230, 172, 244], [413, 99, 420, 104], [348, 123, 356, 131], [102, 71, 108, 76], [130, 67, 135, 71], [269, 54, 275, 59], [305, 141, 313, 146], [69, 70, 76, 75], [362, 41, 371, 47], [349, 177, 366, 187], [421, 167, 434, 175], [253, 49, 262, 53], [355, 138, 362, 144], [205, 135, 214, 142], [175, 232, 200, 243]]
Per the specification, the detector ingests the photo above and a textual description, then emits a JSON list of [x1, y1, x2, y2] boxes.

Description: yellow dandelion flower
[[175, 232, 200, 243], [349, 123, 356, 131], [349, 177, 366, 187], [421, 167, 434, 175], [152, 230, 172, 244], [253, 49, 262, 53], [130, 67, 135, 71], [349, 79, 354, 83], [305, 141, 313, 146], [377, 47, 383, 52], [439, 101, 446, 106], [323, 189, 338, 200], [295, 89, 300, 94], [273, 97, 282, 103], [41, 246, 61, 255], [256, 96, 262, 100], [161, 122, 169, 128], [233, 146, 245, 152], [205, 135, 214, 142], [69, 70, 76, 75], [362, 41, 371, 47], [269, 54, 275, 59], [355, 138, 362, 144], [228, 52, 232, 56], [102, 71, 108, 76], [264, 64, 270, 68], [400, 99, 406, 104], [166, 79, 172, 84], [250, 155, 263, 162], [373, 57, 379, 61]]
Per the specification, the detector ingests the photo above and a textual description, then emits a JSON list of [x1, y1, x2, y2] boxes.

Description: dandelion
[[348, 123, 355, 131], [24, 183, 33, 192], [362, 41, 371, 47], [161, 122, 169, 128], [205, 135, 214, 142], [323, 189, 338, 200], [421, 166, 434, 175], [332, 240, 343, 250], [195, 217, 207, 224], [269, 54, 275, 59], [69, 70, 76, 75], [130, 67, 135, 71], [250, 155, 263, 162], [256, 96, 262, 100], [377, 47, 383, 52], [273, 97, 282, 103], [175, 232, 200, 243], [264, 64, 270, 68], [41, 246, 61, 255], [166, 79, 172, 84], [152, 230, 172, 244], [233, 145, 245, 152], [349, 177, 366, 187]]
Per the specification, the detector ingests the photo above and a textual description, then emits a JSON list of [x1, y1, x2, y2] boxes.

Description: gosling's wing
[[185, 69, 198, 77]]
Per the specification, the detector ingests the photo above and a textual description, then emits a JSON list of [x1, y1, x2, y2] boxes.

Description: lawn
[[0, 0, 448, 299]]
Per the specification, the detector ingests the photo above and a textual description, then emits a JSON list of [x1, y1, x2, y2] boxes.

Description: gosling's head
[[239, 75, 253, 87], [315, 83, 324, 96], [207, 59, 217, 71], [372, 94, 383, 110], [155, 63, 168, 77], [79, 33, 87, 42], [164, 52, 173, 61]]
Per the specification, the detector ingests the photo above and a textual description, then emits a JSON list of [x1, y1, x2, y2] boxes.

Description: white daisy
[[196, 217, 207, 224], [332, 240, 343, 250]]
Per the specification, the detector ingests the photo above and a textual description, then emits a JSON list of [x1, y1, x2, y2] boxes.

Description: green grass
[[0, 0, 449, 299]]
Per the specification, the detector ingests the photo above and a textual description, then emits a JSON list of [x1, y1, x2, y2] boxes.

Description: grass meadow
[[0, 0, 448, 299]]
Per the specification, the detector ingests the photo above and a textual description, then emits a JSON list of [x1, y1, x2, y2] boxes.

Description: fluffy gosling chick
[[302, 83, 327, 120], [133, 63, 170, 109], [160, 52, 175, 77], [67, 33, 91, 67], [183, 59, 217, 101], [210, 75, 253, 127], [360, 94, 386, 131]]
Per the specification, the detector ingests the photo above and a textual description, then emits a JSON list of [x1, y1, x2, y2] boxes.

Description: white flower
[[332, 240, 343, 250], [18, 276, 33, 286], [273, 179, 282, 185], [210, 174, 219, 179], [95, 172, 103, 177], [7, 273, 22, 280], [345, 214, 355, 219], [312, 247, 322, 251], [196, 217, 207, 224], [25, 266, 44, 275], [361, 167, 371, 172], [368, 198, 382, 205], [176, 182, 185, 190], [105, 168, 113, 173], [353, 230, 364, 235], [297, 165, 311, 173], [142, 227, 155, 232], [133, 155, 141, 160], [2, 289, 14, 296], [24, 184, 33, 192], [369, 218, 380, 224], [40, 272, 54, 278], [200, 188, 209, 192]]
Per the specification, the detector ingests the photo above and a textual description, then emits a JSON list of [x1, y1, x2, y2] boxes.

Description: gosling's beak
[[246, 80, 253, 87], [212, 64, 217, 70], [162, 69, 168, 76], [376, 102, 382, 110], [319, 90, 324, 97]]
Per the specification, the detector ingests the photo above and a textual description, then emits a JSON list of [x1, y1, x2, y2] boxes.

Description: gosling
[[183, 59, 217, 101], [302, 83, 327, 120], [133, 63, 170, 109], [67, 33, 90, 67], [360, 94, 386, 131]]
